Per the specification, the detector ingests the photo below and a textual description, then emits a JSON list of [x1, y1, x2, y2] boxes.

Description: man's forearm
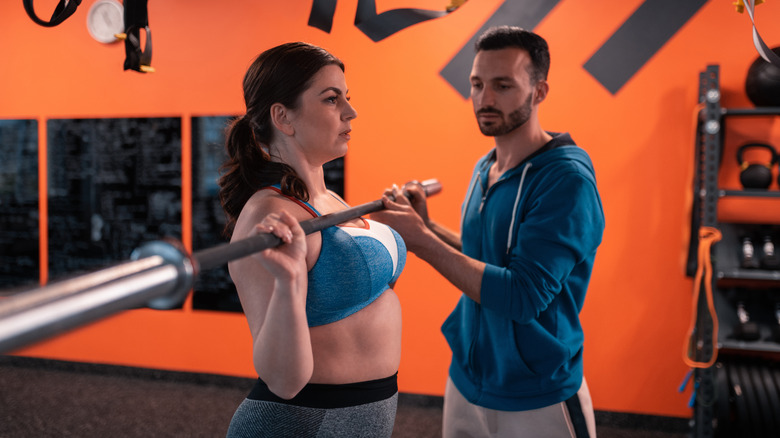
[[412, 227, 485, 303], [427, 219, 462, 251]]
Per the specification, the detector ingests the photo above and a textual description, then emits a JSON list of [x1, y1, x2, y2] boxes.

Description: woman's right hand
[[251, 210, 307, 280]]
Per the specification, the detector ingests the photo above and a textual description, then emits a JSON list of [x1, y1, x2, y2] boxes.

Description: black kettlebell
[[737, 143, 777, 189]]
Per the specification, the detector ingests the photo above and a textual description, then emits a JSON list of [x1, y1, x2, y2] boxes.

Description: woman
[[220, 42, 406, 437]]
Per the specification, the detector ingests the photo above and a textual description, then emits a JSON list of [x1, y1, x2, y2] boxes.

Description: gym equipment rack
[[688, 64, 780, 437]]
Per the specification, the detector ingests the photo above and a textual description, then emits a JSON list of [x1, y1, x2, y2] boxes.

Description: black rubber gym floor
[[0, 356, 689, 437]]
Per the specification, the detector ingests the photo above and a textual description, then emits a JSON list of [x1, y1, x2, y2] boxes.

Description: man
[[372, 26, 604, 437]]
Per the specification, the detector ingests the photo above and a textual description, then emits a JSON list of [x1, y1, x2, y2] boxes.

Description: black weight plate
[[728, 362, 753, 437], [773, 366, 780, 424], [738, 361, 765, 437], [759, 364, 780, 437], [747, 363, 774, 436]]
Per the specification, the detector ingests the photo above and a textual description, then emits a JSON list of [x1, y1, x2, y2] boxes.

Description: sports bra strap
[[260, 185, 368, 228], [261, 185, 320, 217]]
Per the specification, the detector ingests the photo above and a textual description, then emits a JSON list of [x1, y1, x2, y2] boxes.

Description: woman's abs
[[308, 289, 402, 384]]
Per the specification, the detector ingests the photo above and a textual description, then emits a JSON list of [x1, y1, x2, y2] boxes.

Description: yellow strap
[[734, 0, 765, 14]]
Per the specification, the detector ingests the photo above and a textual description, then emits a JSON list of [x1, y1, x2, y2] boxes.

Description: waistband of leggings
[[247, 373, 398, 409]]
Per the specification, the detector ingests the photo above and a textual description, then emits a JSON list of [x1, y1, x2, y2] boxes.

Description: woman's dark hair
[[475, 26, 550, 84], [218, 42, 344, 237]]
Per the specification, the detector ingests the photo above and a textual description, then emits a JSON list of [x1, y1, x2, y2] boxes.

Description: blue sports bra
[[262, 186, 407, 327]]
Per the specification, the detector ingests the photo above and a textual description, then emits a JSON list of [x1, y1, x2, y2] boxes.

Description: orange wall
[[3, 0, 780, 419]]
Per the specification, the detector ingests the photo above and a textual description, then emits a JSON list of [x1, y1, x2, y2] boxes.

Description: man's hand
[[371, 184, 432, 254], [400, 181, 431, 226]]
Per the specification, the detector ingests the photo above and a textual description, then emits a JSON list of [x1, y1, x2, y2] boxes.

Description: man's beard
[[476, 93, 533, 137]]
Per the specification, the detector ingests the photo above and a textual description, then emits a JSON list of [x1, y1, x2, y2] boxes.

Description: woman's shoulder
[[232, 189, 316, 240]]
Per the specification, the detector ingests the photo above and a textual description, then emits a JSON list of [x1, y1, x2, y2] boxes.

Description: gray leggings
[[226, 392, 398, 438]]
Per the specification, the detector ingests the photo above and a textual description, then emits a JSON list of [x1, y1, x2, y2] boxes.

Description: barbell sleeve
[[0, 240, 195, 354]]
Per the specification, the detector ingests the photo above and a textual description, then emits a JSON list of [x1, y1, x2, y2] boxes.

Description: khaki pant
[[443, 377, 597, 438]]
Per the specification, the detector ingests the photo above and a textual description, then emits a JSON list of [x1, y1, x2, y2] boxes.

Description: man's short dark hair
[[475, 26, 550, 83]]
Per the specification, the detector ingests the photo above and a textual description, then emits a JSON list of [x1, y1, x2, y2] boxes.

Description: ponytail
[[218, 115, 308, 238]]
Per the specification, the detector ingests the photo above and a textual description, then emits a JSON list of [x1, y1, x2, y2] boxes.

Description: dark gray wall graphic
[[309, 0, 710, 96], [439, 0, 560, 98], [583, 0, 708, 94]]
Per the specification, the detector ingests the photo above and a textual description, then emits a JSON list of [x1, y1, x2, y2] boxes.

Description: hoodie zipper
[[476, 161, 533, 253], [466, 160, 532, 383], [465, 171, 484, 382]]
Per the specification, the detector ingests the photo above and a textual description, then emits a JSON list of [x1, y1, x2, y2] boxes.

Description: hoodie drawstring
[[506, 162, 532, 254]]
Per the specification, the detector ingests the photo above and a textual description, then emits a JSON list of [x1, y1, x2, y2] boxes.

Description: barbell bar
[[0, 179, 441, 354]]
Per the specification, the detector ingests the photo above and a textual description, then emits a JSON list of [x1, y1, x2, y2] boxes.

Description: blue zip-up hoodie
[[442, 132, 604, 411]]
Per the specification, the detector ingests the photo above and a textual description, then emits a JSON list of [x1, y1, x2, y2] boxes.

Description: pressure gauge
[[86, 0, 124, 44]]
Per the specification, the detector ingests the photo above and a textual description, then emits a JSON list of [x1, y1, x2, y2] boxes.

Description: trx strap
[[683, 226, 722, 369], [735, 0, 780, 67], [23, 0, 82, 27], [121, 0, 154, 73], [308, 0, 468, 42]]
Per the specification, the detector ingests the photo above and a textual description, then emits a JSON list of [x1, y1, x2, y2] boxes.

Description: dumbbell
[[737, 143, 777, 189], [772, 302, 780, 343], [733, 301, 761, 341], [761, 235, 780, 270], [741, 236, 761, 269]]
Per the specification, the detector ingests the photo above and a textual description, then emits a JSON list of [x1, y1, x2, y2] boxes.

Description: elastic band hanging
[[683, 226, 722, 369]]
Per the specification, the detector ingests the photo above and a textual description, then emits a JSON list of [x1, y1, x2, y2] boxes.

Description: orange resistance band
[[683, 226, 722, 369]]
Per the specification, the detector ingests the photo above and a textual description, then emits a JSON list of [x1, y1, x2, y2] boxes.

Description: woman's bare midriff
[[308, 287, 402, 384]]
